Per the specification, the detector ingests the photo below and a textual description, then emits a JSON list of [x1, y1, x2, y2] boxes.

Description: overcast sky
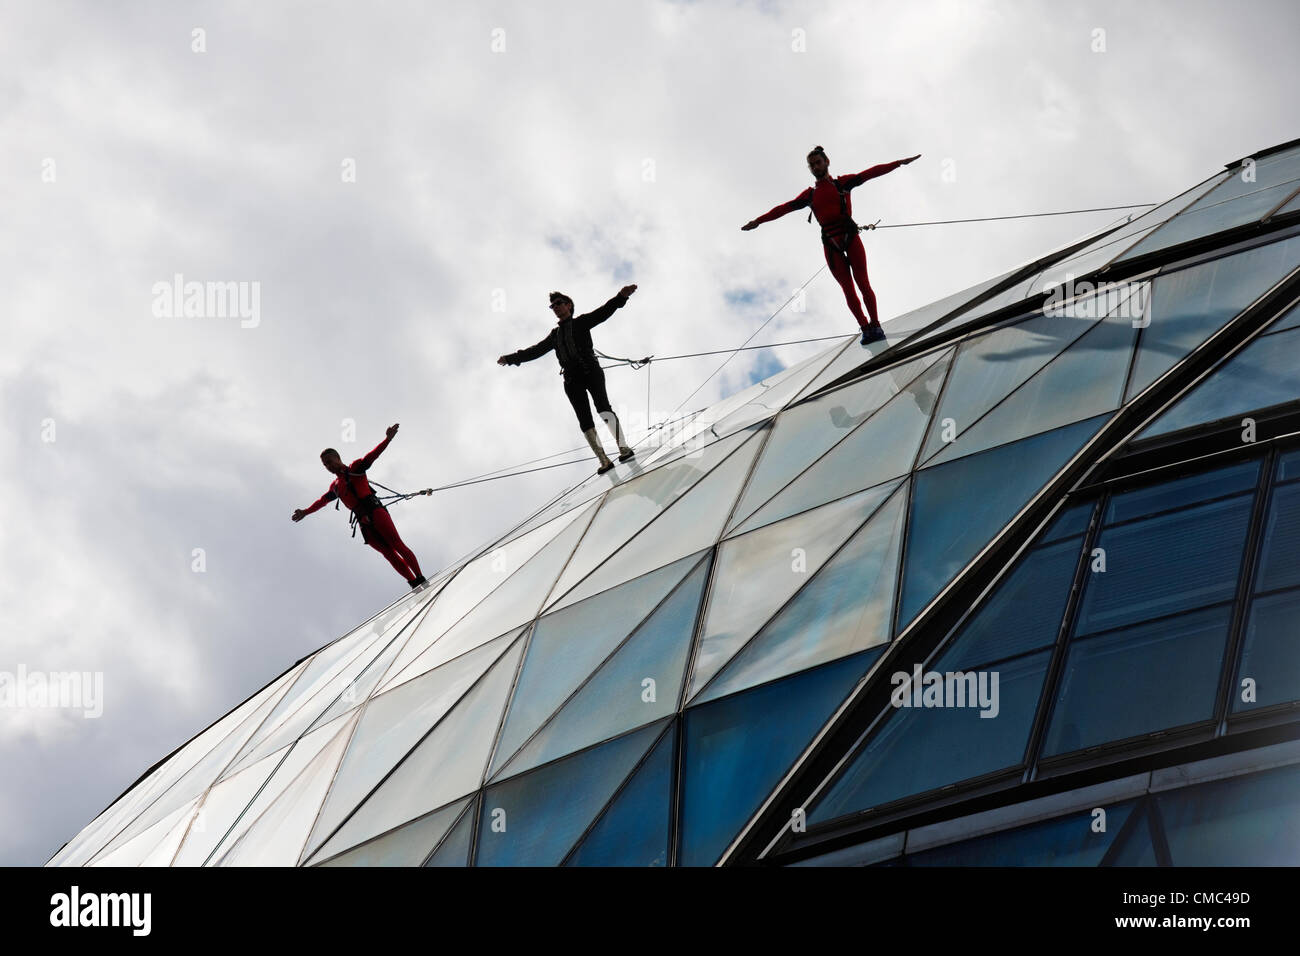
[[3, 0, 1297, 866]]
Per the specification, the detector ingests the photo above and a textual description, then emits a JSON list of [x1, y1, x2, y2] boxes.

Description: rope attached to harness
[[336, 479, 434, 538]]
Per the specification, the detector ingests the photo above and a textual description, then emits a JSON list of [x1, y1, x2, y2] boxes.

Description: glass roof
[[50, 150, 1300, 868]]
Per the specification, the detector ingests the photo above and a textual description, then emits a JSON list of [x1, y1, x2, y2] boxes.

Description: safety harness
[[808, 177, 860, 250], [333, 470, 384, 540]]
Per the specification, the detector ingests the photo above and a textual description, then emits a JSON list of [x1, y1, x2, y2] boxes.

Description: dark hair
[[320, 448, 339, 458], [549, 291, 574, 310], [807, 145, 828, 162]]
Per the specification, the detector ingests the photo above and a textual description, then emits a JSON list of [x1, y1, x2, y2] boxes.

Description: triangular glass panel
[[1119, 147, 1300, 260], [695, 482, 908, 704], [689, 487, 898, 699], [924, 292, 1141, 467], [213, 710, 359, 866], [1140, 322, 1300, 438], [806, 651, 1052, 825], [489, 552, 701, 776], [495, 555, 710, 780], [548, 427, 754, 602], [475, 720, 666, 867], [424, 801, 476, 867], [315, 798, 468, 867], [188, 711, 356, 866], [546, 429, 765, 612], [729, 351, 942, 532], [390, 504, 598, 684], [304, 630, 518, 860], [565, 724, 676, 866], [679, 651, 873, 866], [916, 288, 1134, 464], [1125, 235, 1300, 402], [377, 501, 596, 685], [310, 634, 525, 861], [899, 414, 1110, 632], [731, 355, 949, 535]]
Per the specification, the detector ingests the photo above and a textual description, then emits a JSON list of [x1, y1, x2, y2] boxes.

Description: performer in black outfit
[[498, 284, 639, 474]]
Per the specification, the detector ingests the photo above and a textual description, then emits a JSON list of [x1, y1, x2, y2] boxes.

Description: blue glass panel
[[1103, 460, 1259, 525], [934, 538, 1080, 672], [424, 803, 474, 867], [1256, 481, 1300, 593], [679, 652, 870, 866], [491, 553, 698, 776], [1141, 326, 1300, 437], [1106, 804, 1159, 866], [924, 292, 1140, 468], [906, 801, 1137, 866], [1125, 236, 1300, 401], [899, 415, 1109, 631], [1234, 589, 1300, 712], [1040, 501, 1094, 544], [565, 725, 675, 867], [497, 556, 708, 778], [475, 721, 665, 866], [1120, 147, 1300, 259], [695, 487, 905, 704], [1270, 302, 1300, 335], [1157, 763, 1300, 865], [1044, 606, 1231, 756], [917, 309, 1099, 463], [809, 651, 1051, 823], [1280, 448, 1300, 484], [1076, 495, 1252, 636]]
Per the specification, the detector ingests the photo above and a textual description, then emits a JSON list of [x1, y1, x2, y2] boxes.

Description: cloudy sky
[[2, 0, 1296, 866]]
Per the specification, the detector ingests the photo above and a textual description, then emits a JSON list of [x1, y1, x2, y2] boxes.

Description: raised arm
[[578, 284, 637, 331], [842, 154, 921, 189], [292, 489, 337, 522], [498, 330, 556, 366], [742, 189, 812, 230], [358, 423, 400, 470]]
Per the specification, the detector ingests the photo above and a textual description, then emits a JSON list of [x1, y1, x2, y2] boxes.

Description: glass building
[[49, 139, 1300, 867]]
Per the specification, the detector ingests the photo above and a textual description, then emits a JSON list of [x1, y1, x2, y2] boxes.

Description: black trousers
[[563, 366, 613, 432]]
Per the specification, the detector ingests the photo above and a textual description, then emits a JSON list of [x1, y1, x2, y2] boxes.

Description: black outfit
[[502, 294, 628, 431]]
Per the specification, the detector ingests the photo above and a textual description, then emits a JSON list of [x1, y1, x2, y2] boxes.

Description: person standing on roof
[[498, 284, 639, 475], [742, 146, 921, 345], [292, 423, 427, 589]]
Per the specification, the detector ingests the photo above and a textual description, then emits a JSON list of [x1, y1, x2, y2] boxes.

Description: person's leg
[[369, 508, 423, 581], [364, 525, 417, 582], [586, 369, 633, 458], [566, 375, 612, 470], [846, 234, 880, 328], [824, 240, 869, 329]]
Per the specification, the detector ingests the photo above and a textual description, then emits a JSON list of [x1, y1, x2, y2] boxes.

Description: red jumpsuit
[[300, 435, 424, 583], [751, 159, 910, 329]]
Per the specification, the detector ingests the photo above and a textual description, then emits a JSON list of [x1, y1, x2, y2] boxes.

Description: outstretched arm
[[292, 489, 337, 522], [357, 423, 400, 470], [741, 190, 812, 230], [579, 284, 637, 330], [842, 154, 921, 189], [498, 330, 556, 366]]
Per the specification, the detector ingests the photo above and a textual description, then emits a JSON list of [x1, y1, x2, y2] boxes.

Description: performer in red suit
[[743, 146, 920, 345], [292, 423, 427, 589]]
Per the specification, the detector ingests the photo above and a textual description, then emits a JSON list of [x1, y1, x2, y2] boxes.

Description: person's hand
[[741, 220, 758, 231], [292, 509, 306, 522], [386, 423, 400, 439], [619, 284, 638, 298], [902, 154, 921, 164], [498, 355, 512, 366]]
